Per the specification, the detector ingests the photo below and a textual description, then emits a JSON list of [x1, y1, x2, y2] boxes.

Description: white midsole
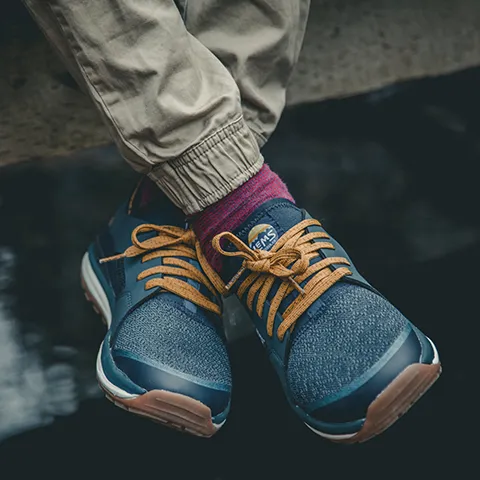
[[429, 336, 440, 365], [305, 424, 357, 441], [81, 253, 135, 399], [306, 336, 440, 440], [81, 252, 112, 327], [81, 252, 225, 427]]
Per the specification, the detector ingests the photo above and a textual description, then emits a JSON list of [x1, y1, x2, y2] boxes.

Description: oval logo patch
[[248, 224, 278, 251]]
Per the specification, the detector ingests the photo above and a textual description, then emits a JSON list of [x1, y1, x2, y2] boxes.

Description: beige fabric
[[22, 0, 310, 214], [185, 0, 310, 147], [4, 1, 480, 168]]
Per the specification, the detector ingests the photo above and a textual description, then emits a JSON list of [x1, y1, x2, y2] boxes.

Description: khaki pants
[[23, 0, 310, 214]]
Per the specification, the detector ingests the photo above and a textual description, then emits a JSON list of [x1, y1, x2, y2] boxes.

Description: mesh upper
[[112, 295, 231, 387], [287, 283, 408, 407]]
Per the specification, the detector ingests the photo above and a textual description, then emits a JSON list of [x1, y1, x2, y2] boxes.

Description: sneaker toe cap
[[112, 352, 231, 417], [308, 325, 435, 424]]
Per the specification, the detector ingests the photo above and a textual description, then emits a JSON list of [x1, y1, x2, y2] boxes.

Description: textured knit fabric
[[286, 283, 408, 407], [193, 164, 295, 272], [113, 295, 231, 387]]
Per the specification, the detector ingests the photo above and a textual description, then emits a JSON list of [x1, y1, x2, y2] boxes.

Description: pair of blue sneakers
[[81, 181, 440, 441]]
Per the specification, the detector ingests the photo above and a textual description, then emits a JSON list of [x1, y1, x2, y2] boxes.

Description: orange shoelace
[[212, 219, 352, 340], [100, 224, 225, 315]]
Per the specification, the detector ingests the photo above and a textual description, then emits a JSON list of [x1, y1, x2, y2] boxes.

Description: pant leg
[[23, 0, 263, 215], [185, 0, 311, 148]]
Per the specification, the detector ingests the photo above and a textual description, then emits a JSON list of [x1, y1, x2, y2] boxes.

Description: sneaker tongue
[[234, 199, 303, 248], [222, 199, 303, 282]]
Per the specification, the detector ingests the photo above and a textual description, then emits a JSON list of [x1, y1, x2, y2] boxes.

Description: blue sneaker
[[211, 199, 440, 443], [80, 182, 231, 437]]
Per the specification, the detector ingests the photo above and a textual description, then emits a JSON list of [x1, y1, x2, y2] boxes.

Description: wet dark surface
[[1, 72, 479, 477]]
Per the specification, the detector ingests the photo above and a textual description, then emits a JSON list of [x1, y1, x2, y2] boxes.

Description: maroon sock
[[139, 177, 158, 208], [193, 164, 295, 273]]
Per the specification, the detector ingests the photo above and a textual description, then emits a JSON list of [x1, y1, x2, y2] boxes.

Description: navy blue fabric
[[113, 356, 230, 416], [222, 199, 432, 428], [310, 328, 421, 423], [112, 294, 231, 387], [90, 185, 231, 417]]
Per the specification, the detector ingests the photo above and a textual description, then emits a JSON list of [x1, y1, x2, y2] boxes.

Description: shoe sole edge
[[101, 386, 223, 438], [306, 360, 441, 443]]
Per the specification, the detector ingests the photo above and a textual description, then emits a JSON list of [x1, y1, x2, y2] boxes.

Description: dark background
[[0, 3, 478, 479]]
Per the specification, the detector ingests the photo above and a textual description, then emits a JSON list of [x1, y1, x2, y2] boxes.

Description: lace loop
[[212, 233, 309, 293], [212, 219, 352, 340], [100, 224, 224, 315]]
